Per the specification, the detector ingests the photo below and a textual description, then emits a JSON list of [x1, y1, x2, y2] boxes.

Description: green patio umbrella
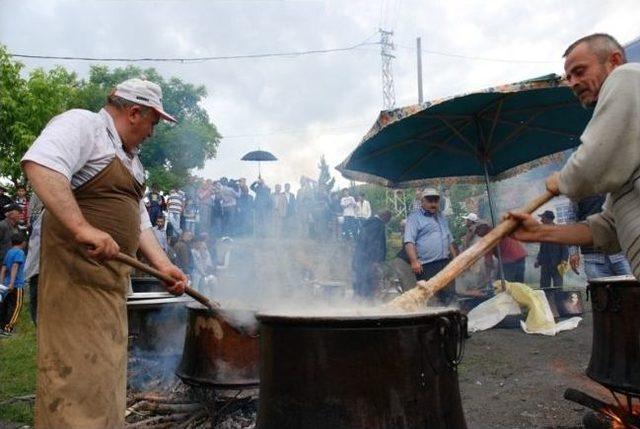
[[338, 74, 592, 281]]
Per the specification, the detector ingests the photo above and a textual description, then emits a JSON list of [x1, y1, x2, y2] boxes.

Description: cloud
[[2, 0, 638, 190]]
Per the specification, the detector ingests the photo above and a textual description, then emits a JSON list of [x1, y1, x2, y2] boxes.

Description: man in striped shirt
[[510, 34, 640, 279], [166, 188, 184, 237]]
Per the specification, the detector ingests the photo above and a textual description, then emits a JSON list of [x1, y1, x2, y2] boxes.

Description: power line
[[9, 39, 379, 63], [395, 43, 558, 64]]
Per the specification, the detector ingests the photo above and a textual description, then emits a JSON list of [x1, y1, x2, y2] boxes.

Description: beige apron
[[35, 157, 143, 429]]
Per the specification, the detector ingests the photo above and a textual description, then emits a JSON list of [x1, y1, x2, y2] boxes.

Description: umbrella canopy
[[241, 150, 278, 162], [337, 74, 593, 188]]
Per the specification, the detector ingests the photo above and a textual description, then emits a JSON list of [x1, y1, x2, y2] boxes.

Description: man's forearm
[[405, 243, 419, 263], [449, 243, 458, 258], [536, 223, 593, 246], [139, 228, 172, 269]]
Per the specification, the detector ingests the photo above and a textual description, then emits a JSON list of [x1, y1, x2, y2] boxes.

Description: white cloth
[[22, 108, 151, 230], [356, 200, 372, 219], [467, 293, 521, 332], [467, 291, 582, 336], [340, 196, 357, 217]]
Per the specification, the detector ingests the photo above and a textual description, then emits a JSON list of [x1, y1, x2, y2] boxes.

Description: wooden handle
[[389, 191, 555, 311], [115, 252, 219, 312]]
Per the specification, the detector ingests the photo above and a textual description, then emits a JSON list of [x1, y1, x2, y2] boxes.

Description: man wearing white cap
[[22, 78, 186, 429], [461, 212, 480, 249], [403, 188, 458, 305]]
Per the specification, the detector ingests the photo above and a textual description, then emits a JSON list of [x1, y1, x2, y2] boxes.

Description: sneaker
[[0, 330, 11, 337]]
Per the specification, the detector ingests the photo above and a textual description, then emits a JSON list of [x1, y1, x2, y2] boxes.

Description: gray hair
[[563, 33, 627, 64], [106, 94, 152, 117]]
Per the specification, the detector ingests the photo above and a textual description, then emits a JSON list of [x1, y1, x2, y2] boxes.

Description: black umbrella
[[241, 150, 278, 178]]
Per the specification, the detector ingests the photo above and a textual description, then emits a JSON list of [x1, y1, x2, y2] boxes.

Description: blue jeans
[[583, 252, 631, 280]]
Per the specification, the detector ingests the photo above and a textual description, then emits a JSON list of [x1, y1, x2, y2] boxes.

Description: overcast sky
[[1, 0, 639, 190]]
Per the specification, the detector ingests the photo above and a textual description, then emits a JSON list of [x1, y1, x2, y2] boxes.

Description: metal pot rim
[[256, 307, 460, 326], [588, 275, 638, 284]]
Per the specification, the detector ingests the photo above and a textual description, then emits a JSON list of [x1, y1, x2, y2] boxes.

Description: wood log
[[132, 393, 192, 404], [176, 409, 209, 429], [564, 388, 640, 429], [388, 191, 554, 312], [125, 413, 190, 428]]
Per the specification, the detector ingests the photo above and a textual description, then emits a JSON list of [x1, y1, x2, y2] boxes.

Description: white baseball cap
[[421, 188, 440, 198], [462, 213, 479, 222], [113, 78, 177, 123]]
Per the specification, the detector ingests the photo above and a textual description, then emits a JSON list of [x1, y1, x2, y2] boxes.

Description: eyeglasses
[[424, 196, 440, 202]]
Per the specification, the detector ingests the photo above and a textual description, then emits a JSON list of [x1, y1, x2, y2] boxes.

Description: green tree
[[74, 65, 220, 190], [0, 45, 79, 186], [317, 155, 335, 192]]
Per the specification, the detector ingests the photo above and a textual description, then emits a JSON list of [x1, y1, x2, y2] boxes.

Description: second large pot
[[256, 308, 468, 429], [586, 275, 640, 395], [176, 303, 259, 388]]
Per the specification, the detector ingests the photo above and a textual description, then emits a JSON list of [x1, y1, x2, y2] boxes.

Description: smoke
[[127, 302, 187, 392]]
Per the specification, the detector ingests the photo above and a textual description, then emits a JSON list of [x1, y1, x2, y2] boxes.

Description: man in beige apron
[[22, 78, 187, 429]]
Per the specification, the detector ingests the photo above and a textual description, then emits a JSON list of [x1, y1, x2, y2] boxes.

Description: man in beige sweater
[[510, 33, 640, 279]]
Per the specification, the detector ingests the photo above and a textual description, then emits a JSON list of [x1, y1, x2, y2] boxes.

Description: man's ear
[[128, 105, 142, 123], [609, 50, 624, 67]]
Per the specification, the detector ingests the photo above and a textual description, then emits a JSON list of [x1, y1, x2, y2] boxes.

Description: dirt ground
[[458, 305, 610, 429]]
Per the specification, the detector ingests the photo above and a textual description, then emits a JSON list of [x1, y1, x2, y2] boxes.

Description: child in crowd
[[0, 233, 27, 336]]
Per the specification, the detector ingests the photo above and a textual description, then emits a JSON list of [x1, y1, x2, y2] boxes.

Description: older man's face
[[124, 106, 160, 151], [421, 196, 439, 214], [564, 42, 615, 108]]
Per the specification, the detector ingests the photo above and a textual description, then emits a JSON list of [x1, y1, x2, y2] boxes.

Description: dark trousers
[[417, 258, 455, 306], [540, 264, 563, 289], [503, 258, 525, 283], [353, 263, 383, 299], [342, 216, 358, 240], [1, 288, 24, 332], [29, 275, 38, 325]]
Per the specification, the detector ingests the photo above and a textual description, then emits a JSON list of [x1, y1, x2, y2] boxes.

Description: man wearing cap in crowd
[[0, 204, 21, 263], [461, 212, 480, 249], [22, 77, 187, 429], [534, 211, 569, 289], [404, 188, 458, 305], [0, 187, 14, 221]]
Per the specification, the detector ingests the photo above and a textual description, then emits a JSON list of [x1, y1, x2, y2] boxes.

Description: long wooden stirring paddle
[[389, 191, 555, 312], [115, 252, 220, 313]]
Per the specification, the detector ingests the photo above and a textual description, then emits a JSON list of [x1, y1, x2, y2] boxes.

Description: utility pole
[[379, 28, 396, 110], [417, 37, 423, 103]]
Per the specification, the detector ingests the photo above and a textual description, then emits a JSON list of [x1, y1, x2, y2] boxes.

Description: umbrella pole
[[483, 161, 507, 289]]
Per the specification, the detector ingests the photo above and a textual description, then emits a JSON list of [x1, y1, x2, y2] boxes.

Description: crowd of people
[[145, 176, 374, 242], [0, 185, 35, 337], [141, 177, 376, 292]]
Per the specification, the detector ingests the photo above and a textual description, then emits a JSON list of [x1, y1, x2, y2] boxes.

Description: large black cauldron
[[256, 308, 468, 429], [587, 275, 640, 395]]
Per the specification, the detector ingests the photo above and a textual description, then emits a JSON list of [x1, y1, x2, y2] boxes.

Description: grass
[[0, 292, 37, 425]]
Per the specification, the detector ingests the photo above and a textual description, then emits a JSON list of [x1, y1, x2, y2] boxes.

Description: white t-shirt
[[22, 108, 151, 230], [356, 200, 372, 219], [341, 196, 357, 217]]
